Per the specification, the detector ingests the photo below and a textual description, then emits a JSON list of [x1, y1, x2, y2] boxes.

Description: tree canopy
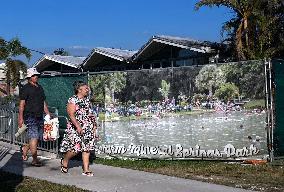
[[214, 82, 239, 102], [195, 64, 225, 96], [53, 48, 69, 56], [195, 0, 284, 60], [0, 37, 31, 95], [89, 72, 127, 104], [0, 37, 31, 61], [158, 80, 171, 100]]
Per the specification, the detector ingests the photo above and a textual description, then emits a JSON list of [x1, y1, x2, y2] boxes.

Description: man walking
[[18, 68, 50, 166]]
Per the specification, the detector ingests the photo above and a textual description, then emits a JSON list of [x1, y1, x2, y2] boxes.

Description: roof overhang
[[83, 48, 137, 70], [133, 36, 214, 61], [33, 55, 85, 72], [94, 48, 124, 61]]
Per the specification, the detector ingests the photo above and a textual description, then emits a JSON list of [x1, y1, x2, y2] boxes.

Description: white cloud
[[69, 45, 90, 49]]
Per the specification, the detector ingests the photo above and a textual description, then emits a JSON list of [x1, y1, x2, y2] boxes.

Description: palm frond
[[195, 0, 235, 10], [7, 38, 32, 60]]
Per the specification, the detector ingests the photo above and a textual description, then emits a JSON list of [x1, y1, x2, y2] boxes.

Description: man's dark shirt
[[19, 82, 46, 117]]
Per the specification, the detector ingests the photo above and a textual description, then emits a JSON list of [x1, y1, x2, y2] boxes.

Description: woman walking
[[60, 81, 97, 176]]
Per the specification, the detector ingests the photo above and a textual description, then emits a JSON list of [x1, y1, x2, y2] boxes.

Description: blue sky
[[1, 0, 232, 65]]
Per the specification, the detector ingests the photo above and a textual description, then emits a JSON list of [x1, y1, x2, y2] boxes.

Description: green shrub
[[244, 99, 265, 109]]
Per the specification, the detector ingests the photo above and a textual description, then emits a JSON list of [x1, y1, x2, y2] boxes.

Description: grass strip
[[94, 158, 284, 192], [0, 171, 89, 192]]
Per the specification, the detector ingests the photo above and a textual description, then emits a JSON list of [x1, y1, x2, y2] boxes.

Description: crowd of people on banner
[[93, 96, 264, 119], [101, 98, 192, 119]]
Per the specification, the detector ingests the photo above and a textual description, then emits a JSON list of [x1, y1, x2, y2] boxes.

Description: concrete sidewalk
[[0, 145, 256, 192]]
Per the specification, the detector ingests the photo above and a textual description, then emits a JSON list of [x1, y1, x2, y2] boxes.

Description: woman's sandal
[[60, 158, 68, 173], [20, 145, 28, 161], [82, 171, 94, 177], [81, 165, 93, 176]]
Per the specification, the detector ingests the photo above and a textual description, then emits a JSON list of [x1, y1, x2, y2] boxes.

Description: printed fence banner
[[89, 61, 268, 159]]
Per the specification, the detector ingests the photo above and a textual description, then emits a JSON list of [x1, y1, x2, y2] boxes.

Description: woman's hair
[[73, 81, 87, 94]]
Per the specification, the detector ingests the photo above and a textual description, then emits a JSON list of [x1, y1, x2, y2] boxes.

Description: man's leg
[[21, 144, 29, 161], [29, 138, 39, 163], [25, 115, 41, 163]]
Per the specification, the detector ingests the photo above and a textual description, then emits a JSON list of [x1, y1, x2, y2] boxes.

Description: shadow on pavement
[[0, 145, 24, 192]]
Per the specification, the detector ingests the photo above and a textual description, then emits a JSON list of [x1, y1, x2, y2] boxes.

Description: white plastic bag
[[43, 116, 59, 141]]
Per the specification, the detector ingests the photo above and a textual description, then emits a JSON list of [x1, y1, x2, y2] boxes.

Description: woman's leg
[[82, 151, 90, 172], [62, 150, 77, 170]]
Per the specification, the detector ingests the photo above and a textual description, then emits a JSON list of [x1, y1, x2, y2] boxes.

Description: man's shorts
[[24, 115, 44, 140]]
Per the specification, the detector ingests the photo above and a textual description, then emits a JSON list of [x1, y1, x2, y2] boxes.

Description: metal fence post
[[268, 59, 275, 162]]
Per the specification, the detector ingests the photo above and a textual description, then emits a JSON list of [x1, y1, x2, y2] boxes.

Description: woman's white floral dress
[[60, 95, 96, 153]]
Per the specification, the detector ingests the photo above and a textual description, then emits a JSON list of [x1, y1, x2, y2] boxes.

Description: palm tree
[[195, 0, 256, 60], [195, 0, 284, 60], [253, 1, 284, 59], [0, 37, 31, 95]]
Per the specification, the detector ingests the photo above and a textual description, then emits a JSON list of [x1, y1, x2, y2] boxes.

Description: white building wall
[[0, 63, 5, 82]]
